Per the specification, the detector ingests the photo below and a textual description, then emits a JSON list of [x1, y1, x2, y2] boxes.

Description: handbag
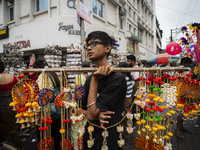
[[0, 141, 20, 150], [48, 75, 61, 120]]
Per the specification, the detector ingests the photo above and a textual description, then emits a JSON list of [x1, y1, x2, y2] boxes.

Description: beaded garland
[[10, 74, 40, 129], [11, 67, 196, 150]]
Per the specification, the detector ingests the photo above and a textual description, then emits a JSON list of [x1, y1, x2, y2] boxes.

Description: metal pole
[[170, 29, 173, 42], [80, 0, 85, 62]]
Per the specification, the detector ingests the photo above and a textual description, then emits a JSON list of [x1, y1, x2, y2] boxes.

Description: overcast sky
[[155, 0, 200, 49]]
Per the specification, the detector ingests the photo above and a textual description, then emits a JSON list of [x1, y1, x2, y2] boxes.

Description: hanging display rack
[[19, 67, 189, 73]]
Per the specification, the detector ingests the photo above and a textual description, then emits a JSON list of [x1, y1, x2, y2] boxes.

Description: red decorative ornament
[[188, 107, 193, 110], [15, 109, 19, 112], [60, 139, 72, 150], [66, 119, 70, 123], [42, 118, 45, 123], [148, 102, 155, 105], [145, 80, 150, 84], [77, 137, 84, 150], [159, 81, 164, 84], [152, 108, 157, 111], [157, 78, 162, 81], [38, 137, 54, 150], [153, 79, 159, 83], [38, 127, 43, 131], [166, 42, 182, 55], [47, 120, 53, 124], [145, 108, 151, 112], [156, 105, 160, 109]]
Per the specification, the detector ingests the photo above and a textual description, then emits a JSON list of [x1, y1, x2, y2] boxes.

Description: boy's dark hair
[[181, 57, 192, 65], [32, 58, 49, 68], [86, 31, 115, 56], [118, 62, 132, 81], [126, 55, 136, 62], [0, 61, 5, 73], [33, 58, 60, 87], [160, 64, 167, 67]]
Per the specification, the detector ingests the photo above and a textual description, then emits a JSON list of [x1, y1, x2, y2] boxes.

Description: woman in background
[[0, 60, 22, 149], [33, 58, 61, 150]]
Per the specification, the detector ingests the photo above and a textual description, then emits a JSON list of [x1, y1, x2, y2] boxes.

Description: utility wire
[[175, 0, 186, 27], [175, 0, 199, 39], [182, 0, 198, 26], [177, 0, 190, 27], [178, 0, 193, 27], [155, 2, 200, 19]]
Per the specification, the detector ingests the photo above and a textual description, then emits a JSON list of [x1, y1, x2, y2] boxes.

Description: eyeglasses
[[86, 41, 104, 49]]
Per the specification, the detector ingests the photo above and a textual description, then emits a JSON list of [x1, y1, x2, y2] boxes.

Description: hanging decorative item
[[102, 130, 109, 150], [10, 73, 39, 129], [36, 69, 54, 150], [37, 137, 54, 150], [16, 66, 193, 150], [117, 124, 124, 148], [87, 124, 94, 148], [75, 87, 85, 100]]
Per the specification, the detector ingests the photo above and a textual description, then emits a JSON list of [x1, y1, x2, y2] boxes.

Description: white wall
[[0, 0, 157, 60], [0, 2, 3, 25]]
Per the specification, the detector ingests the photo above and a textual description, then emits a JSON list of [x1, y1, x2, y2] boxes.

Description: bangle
[[86, 101, 97, 107]]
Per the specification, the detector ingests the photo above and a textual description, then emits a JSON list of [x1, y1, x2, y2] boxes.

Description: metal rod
[[20, 67, 189, 73]]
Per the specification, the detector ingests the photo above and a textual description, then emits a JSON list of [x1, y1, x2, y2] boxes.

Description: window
[[9, 7, 14, 21], [129, 7, 131, 17], [138, 28, 143, 43], [93, 0, 97, 14], [93, 0, 103, 18], [36, 0, 48, 12], [120, 18, 123, 30], [98, 2, 103, 18]]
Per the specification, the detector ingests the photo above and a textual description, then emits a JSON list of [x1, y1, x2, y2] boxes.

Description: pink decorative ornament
[[194, 44, 200, 61], [166, 42, 182, 55]]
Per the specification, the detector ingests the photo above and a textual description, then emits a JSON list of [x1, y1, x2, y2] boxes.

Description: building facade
[[156, 17, 163, 54], [0, 0, 157, 61]]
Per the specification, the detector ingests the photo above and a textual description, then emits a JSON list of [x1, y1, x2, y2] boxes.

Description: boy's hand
[[93, 65, 113, 78], [99, 111, 115, 130]]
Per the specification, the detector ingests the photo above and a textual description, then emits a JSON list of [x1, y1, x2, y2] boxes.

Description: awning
[[125, 32, 142, 43]]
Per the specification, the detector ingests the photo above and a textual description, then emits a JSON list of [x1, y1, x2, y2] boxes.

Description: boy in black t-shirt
[[81, 31, 126, 150]]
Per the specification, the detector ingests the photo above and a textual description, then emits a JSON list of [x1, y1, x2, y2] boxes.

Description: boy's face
[[127, 59, 135, 67], [183, 63, 189, 67], [86, 39, 111, 61]]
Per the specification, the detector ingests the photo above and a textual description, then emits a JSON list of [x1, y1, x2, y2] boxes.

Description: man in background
[[126, 55, 139, 129]]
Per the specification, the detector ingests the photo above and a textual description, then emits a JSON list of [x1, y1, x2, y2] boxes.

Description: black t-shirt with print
[[82, 72, 127, 150]]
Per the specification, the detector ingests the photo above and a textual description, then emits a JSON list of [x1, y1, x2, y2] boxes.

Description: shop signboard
[[126, 42, 134, 54], [58, 22, 86, 35], [0, 26, 9, 39], [76, 0, 91, 24], [14, 40, 31, 48], [135, 45, 140, 56]]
